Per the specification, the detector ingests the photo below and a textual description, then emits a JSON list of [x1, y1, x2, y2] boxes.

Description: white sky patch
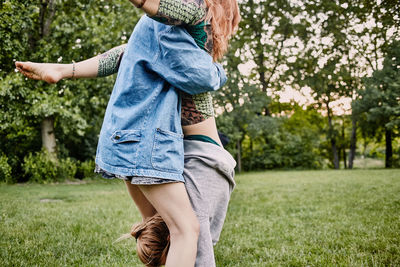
[[238, 60, 256, 76], [274, 85, 314, 107], [330, 97, 352, 116]]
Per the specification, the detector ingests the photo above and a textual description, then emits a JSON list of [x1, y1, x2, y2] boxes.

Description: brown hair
[[205, 0, 241, 61], [130, 214, 170, 267]]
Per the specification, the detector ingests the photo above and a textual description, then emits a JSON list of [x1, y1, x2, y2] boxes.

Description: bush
[[23, 150, 78, 183], [77, 159, 96, 179], [58, 157, 78, 181], [0, 154, 14, 183], [23, 150, 58, 183]]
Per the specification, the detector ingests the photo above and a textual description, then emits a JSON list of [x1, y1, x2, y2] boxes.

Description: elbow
[[187, 75, 226, 95], [203, 74, 226, 92], [189, 66, 227, 94], [203, 65, 227, 91]]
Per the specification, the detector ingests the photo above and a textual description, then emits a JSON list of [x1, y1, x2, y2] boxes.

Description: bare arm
[[16, 0, 207, 83], [15, 44, 126, 83]]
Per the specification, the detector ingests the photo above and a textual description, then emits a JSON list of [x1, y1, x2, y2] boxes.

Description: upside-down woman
[[16, 0, 240, 266]]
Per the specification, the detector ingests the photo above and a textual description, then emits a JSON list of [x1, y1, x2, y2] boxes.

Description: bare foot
[[15, 61, 66, 84]]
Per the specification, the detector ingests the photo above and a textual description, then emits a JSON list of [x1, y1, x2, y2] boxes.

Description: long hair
[[205, 0, 241, 61], [130, 214, 170, 267]]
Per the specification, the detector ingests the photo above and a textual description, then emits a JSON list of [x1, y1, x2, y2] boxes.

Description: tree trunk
[[41, 116, 57, 161], [326, 102, 339, 169], [330, 138, 339, 169], [236, 139, 242, 172], [40, 0, 57, 37], [39, 1, 58, 162], [248, 0, 270, 116], [343, 148, 347, 169], [256, 37, 271, 116], [385, 128, 393, 168], [249, 139, 254, 171], [341, 120, 347, 169], [348, 116, 357, 169]]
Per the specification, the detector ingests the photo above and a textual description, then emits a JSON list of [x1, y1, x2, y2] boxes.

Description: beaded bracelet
[[71, 60, 76, 79]]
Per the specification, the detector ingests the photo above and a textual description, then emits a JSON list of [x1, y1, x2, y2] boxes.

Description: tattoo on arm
[[152, 0, 207, 25], [97, 44, 127, 77]]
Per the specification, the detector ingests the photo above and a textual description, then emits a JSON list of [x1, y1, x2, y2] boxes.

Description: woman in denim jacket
[[16, 0, 240, 266]]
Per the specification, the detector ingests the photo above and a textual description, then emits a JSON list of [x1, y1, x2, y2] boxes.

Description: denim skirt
[[94, 164, 179, 185]]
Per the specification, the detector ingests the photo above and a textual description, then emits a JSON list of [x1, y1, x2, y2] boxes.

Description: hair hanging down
[[130, 214, 170, 267], [204, 0, 241, 61]]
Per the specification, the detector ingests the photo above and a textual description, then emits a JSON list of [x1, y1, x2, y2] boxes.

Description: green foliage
[[77, 159, 96, 179], [58, 157, 78, 181], [0, 154, 13, 183], [244, 109, 324, 170], [217, 96, 325, 170], [23, 150, 59, 183], [354, 40, 400, 167], [357, 40, 400, 130], [23, 150, 78, 183], [1, 0, 141, 181]]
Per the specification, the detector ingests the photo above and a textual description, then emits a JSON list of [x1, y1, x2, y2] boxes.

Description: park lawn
[[1, 170, 399, 266]]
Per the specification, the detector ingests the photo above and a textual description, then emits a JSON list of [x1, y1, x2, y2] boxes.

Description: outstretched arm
[[16, 0, 207, 83], [15, 44, 126, 83]]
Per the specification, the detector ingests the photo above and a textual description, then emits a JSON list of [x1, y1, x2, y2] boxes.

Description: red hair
[[205, 0, 241, 61], [130, 214, 170, 267]]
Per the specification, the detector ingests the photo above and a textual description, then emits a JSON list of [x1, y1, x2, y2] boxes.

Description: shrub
[[0, 154, 14, 183], [23, 150, 58, 183], [23, 150, 78, 183], [58, 157, 78, 181], [77, 159, 96, 179]]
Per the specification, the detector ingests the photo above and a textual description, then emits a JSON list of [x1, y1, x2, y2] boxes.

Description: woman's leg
[[138, 182, 200, 267], [124, 181, 157, 220]]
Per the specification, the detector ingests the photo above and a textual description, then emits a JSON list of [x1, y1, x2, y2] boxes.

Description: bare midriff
[[182, 117, 222, 146]]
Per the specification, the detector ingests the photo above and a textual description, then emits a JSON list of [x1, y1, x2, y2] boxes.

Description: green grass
[[1, 170, 399, 266], [352, 157, 385, 169]]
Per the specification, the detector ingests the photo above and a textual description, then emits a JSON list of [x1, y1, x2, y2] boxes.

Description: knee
[[169, 216, 200, 240]]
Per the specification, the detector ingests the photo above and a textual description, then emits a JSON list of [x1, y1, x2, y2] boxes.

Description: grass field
[[1, 169, 399, 266]]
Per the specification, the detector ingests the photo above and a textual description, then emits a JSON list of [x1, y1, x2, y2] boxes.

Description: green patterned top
[[152, 0, 213, 54], [97, 0, 215, 125], [154, 0, 207, 25]]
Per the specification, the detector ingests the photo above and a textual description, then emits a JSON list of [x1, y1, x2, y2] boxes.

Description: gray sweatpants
[[183, 140, 236, 267]]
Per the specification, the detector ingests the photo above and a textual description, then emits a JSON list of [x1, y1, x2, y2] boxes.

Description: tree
[[0, 0, 140, 180], [354, 40, 400, 168]]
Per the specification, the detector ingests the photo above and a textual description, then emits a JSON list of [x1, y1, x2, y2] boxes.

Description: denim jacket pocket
[[151, 128, 184, 173], [111, 130, 142, 143], [105, 130, 142, 167]]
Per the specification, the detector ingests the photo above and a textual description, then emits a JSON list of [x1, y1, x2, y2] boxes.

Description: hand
[[15, 61, 65, 84], [127, 0, 159, 16]]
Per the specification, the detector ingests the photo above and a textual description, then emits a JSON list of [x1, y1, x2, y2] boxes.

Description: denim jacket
[[95, 16, 227, 181]]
